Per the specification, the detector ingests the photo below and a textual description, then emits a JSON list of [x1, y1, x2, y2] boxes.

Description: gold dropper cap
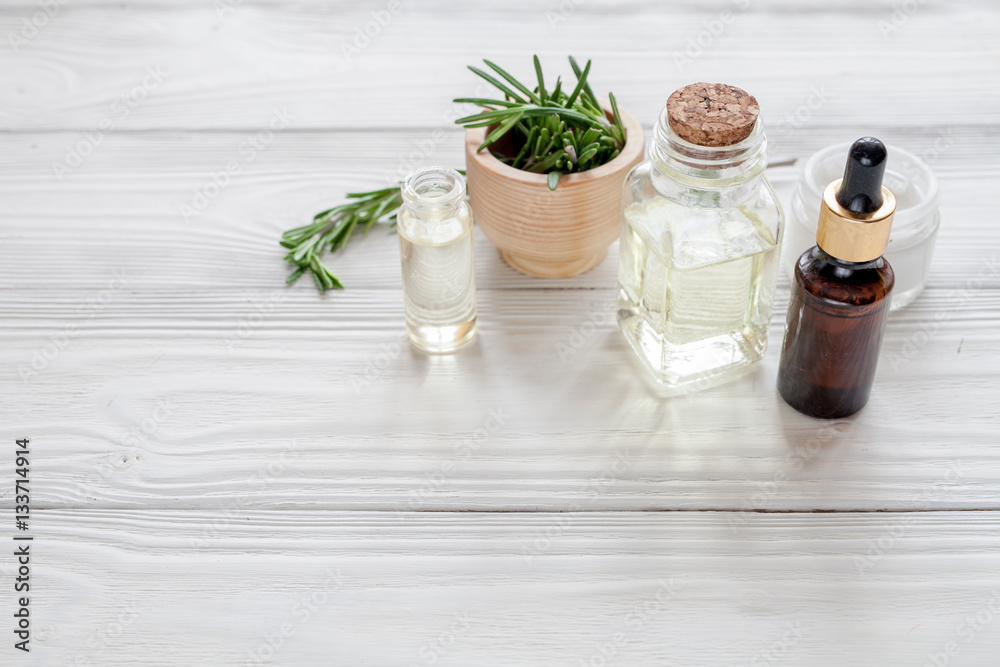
[[815, 138, 896, 263], [816, 179, 895, 262]]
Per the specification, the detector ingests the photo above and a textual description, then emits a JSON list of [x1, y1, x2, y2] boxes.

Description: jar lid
[[798, 142, 940, 249]]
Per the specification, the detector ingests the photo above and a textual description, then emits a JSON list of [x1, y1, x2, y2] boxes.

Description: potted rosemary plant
[[280, 55, 642, 289], [457, 56, 643, 277]]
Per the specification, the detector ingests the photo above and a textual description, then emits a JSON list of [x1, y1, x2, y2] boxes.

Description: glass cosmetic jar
[[783, 142, 940, 310]]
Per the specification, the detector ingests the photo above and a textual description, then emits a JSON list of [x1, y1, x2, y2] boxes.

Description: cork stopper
[[666, 83, 760, 147]]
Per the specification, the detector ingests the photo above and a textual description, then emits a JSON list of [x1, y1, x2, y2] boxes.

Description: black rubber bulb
[[835, 137, 888, 214]]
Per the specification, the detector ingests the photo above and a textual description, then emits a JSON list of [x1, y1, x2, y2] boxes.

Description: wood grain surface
[[2, 0, 999, 664], [6, 510, 1000, 667]]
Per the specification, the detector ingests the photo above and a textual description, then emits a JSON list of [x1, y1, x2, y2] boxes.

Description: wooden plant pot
[[464, 104, 645, 278]]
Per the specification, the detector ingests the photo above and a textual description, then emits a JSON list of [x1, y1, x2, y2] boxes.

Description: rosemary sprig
[[280, 169, 469, 290], [454, 55, 626, 190], [280, 186, 402, 291]]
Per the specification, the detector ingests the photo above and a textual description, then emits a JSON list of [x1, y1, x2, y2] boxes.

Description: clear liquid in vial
[[398, 207, 477, 352]]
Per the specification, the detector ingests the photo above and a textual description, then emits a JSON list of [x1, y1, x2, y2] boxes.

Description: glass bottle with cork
[[616, 82, 784, 393]]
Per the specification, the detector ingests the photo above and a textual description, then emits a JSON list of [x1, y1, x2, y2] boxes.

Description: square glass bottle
[[616, 84, 784, 393]]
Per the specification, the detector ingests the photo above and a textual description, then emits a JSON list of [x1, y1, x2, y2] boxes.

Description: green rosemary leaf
[[311, 257, 334, 291], [482, 59, 541, 104], [609, 91, 625, 137], [451, 97, 520, 108], [580, 127, 601, 146], [287, 215, 334, 237], [467, 66, 527, 104], [462, 105, 601, 128], [339, 219, 358, 247], [369, 193, 400, 222], [511, 124, 540, 169], [525, 148, 566, 173], [311, 269, 326, 292], [538, 105, 603, 126], [286, 265, 307, 284], [460, 119, 508, 129], [311, 207, 340, 220], [453, 107, 519, 126], [479, 111, 524, 152], [326, 272, 345, 290], [291, 236, 321, 263], [533, 55, 547, 105], [578, 146, 599, 165], [533, 127, 552, 162], [568, 56, 599, 108], [565, 58, 591, 107]]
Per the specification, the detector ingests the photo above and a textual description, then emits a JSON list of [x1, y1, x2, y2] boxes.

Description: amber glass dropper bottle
[[777, 137, 896, 418]]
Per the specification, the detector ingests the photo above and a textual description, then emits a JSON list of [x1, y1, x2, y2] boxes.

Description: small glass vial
[[398, 167, 477, 353], [778, 138, 896, 418], [617, 83, 783, 393]]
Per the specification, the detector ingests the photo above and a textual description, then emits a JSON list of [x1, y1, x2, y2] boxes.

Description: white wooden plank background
[[7, 510, 1000, 667], [2, 0, 1000, 664]]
